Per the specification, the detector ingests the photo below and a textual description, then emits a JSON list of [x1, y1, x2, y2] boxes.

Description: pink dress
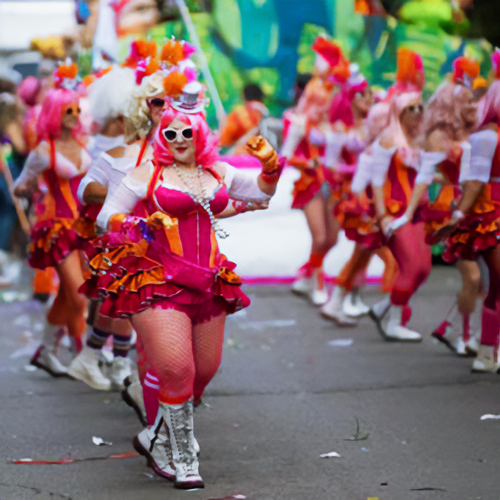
[[84, 162, 250, 323], [19, 139, 91, 269]]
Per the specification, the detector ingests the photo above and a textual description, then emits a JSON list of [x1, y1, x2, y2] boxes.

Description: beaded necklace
[[172, 163, 229, 238]]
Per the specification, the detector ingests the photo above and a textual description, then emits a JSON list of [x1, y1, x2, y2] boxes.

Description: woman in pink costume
[[282, 37, 344, 306], [395, 57, 482, 355], [435, 50, 500, 372], [14, 62, 90, 376], [368, 52, 430, 342], [317, 64, 379, 325], [95, 82, 281, 488]]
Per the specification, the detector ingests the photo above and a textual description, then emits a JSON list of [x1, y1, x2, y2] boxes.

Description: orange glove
[[146, 211, 178, 231], [246, 135, 278, 173]]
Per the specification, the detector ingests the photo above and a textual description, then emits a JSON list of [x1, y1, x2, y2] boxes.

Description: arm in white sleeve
[[324, 131, 347, 168], [351, 152, 373, 194], [371, 141, 396, 187], [415, 151, 447, 185], [96, 174, 148, 230], [13, 146, 50, 189], [223, 163, 272, 202], [77, 153, 112, 203], [460, 130, 497, 183], [281, 115, 306, 159]]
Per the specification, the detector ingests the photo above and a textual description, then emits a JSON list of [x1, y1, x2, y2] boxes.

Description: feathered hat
[[452, 56, 480, 88], [54, 59, 80, 90], [394, 48, 425, 93]]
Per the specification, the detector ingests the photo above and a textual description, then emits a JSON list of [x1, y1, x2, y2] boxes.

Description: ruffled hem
[[79, 238, 250, 319], [292, 180, 321, 209], [442, 210, 500, 262], [29, 219, 82, 270]]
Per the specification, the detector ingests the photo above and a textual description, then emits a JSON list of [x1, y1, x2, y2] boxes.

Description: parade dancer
[[318, 63, 376, 325], [67, 65, 137, 391], [94, 70, 280, 486], [394, 57, 481, 355], [282, 37, 343, 305], [14, 62, 90, 375], [436, 50, 500, 372], [369, 49, 430, 342]]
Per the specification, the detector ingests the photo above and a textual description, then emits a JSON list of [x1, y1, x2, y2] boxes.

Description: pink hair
[[366, 101, 390, 143], [153, 105, 218, 167], [424, 82, 475, 138], [381, 91, 421, 148], [329, 80, 368, 126], [36, 88, 83, 142], [17, 76, 41, 107], [477, 80, 500, 128]]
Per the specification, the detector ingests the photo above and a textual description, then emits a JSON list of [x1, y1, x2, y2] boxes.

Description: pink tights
[[387, 222, 431, 306], [480, 246, 500, 347], [131, 307, 226, 406]]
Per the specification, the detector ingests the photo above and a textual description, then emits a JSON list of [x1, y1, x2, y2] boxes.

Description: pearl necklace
[[172, 163, 229, 239]]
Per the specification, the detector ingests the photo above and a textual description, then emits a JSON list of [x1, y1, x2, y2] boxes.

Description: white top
[[459, 129, 497, 183], [15, 141, 91, 189], [370, 141, 397, 187], [97, 161, 272, 230]]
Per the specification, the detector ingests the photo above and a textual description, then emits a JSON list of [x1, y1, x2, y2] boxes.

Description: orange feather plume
[[163, 71, 188, 98], [56, 62, 78, 80], [395, 48, 424, 89], [453, 56, 480, 83], [161, 39, 185, 66]]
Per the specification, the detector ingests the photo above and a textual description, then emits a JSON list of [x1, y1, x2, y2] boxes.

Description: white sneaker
[[311, 287, 329, 306], [321, 287, 358, 326], [368, 296, 391, 336], [30, 344, 68, 377], [383, 306, 422, 342], [291, 276, 313, 295], [68, 347, 111, 391], [133, 425, 176, 480], [471, 345, 500, 373], [432, 320, 468, 356], [343, 289, 370, 317], [109, 356, 132, 390], [466, 335, 480, 356]]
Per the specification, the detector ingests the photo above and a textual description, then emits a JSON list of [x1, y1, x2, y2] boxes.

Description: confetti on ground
[[327, 338, 354, 348], [208, 495, 246, 500], [239, 319, 296, 331], [92, 437, 112, 446], [410, 488, 447, 492], [320, 452, 341, 458], [480, 414, 500, 420], [12, 452, 138, 465]]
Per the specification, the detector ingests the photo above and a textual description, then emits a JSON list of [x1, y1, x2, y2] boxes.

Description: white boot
[[133, 412, 176, 480], [162, 401, 204, 490], [383, 306, 422, 342], [67, 346, 111, 391], [30, 324, 68, 377], [368, 295, 391, 336], [121, 366, 147, 426], [343, 289, 370, 317], [471, 345, 500, 373], [109, 356, 132, 390], [320, 287, 358, 326], [292, 266, 328, 306]]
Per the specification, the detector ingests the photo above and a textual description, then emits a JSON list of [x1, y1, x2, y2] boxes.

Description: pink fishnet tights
[[131, 308, 226, 405]]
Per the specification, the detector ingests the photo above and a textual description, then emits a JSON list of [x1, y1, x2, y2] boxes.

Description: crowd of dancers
[[1, 33, 500, 489]]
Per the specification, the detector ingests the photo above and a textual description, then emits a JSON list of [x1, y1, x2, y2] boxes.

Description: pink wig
[[329, 80, 368, 126], [36, 88, 83, 142], [381, 91, 421, 148], [153, 105, 218, 168], [477, 80, 500, 128], [366, 101, 390, 143], [17, 76, 41, 107], [424, 82, 475, 138]]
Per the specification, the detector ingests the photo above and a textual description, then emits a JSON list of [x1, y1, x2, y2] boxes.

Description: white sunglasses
[[162, 127, 194, 142]]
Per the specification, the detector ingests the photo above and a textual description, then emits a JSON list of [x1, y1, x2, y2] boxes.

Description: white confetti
[[480, 414, 500, 421], [92, 436, 112, 446], [320, 451, 341, 458], [327, 339, 354, 348]]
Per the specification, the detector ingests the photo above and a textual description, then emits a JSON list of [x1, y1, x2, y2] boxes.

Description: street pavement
[[0, 266, 499, 500]]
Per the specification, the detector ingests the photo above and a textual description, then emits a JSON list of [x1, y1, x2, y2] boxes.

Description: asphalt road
[[0, 266, 499, 500]]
